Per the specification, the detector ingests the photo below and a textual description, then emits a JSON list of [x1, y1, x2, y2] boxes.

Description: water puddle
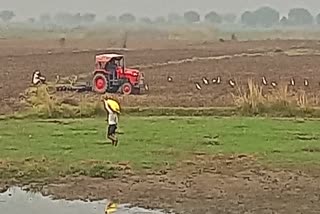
[[0, 187, 167, 214]]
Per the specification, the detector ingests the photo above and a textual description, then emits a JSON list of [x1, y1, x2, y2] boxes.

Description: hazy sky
[[1, 0, 320, 20]]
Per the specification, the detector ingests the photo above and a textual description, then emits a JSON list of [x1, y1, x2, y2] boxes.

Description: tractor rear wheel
[[92, 73, 108, 94], [121, 83, 133, 95]]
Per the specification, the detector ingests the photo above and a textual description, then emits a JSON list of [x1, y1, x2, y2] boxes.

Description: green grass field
[[0, 116, 319, 181]]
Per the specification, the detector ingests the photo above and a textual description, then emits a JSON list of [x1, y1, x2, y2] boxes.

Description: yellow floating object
[[105, 202, 118, 214], [103, 98, 121, 114]]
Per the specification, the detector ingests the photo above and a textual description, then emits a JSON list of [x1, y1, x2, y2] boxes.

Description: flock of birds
[[166, 75, 315, 91]]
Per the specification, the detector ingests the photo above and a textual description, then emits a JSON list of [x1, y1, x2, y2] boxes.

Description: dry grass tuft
[[24, 85, 60, 117], [20, 85, 105, 118], [232, 79, 315, 116], [232, 79, 264, 113]]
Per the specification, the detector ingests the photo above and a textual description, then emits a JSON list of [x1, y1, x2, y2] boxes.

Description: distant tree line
[[241, 7, 315, 27], [108, 11, 236, 25], [1, 7, 320, 28], [0, 10, 97, 26], [108, 8, 320, 27], [39, 12, 96, 26]]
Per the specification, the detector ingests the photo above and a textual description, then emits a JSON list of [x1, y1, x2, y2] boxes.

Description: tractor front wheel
[[121, 83, 133, 95], [92, 73, 108, 94]]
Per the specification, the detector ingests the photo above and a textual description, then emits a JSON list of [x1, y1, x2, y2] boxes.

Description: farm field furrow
[[1, 39, 320, 114]]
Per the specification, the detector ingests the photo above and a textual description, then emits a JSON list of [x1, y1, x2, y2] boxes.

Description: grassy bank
[[0, 116, 319, 182], [3, 106, 320, 120], [13, 82, 320, 119]]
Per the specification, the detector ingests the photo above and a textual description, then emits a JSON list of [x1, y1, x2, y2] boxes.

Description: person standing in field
[[103, 97, 120, 146]]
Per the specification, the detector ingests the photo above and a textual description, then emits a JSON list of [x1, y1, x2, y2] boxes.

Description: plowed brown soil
[[1, 38, 320, 114]]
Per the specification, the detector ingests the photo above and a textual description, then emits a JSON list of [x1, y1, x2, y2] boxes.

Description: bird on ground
[[195, 82, 202, 90], [262, 76, 267, 85]]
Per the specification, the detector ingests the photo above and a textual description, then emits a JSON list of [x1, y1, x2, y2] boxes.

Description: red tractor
[[92, 53, 147, 95]]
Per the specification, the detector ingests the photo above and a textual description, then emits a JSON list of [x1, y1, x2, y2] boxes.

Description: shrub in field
[[25, 85, 60, 117], [21, 85, 105, 118], [232, 79, 265, 114], [232, 79, 312, 116]]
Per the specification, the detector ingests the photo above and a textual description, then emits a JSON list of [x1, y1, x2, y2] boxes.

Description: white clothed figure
[[105, 102, 118, 125]]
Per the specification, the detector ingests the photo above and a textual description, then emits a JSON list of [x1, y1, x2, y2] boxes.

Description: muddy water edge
[[1, 155, 319, 214], [0, 186, 168, 214]]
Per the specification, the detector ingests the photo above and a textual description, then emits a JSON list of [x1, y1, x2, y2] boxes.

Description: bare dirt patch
[[12, 155, 319, 214]]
